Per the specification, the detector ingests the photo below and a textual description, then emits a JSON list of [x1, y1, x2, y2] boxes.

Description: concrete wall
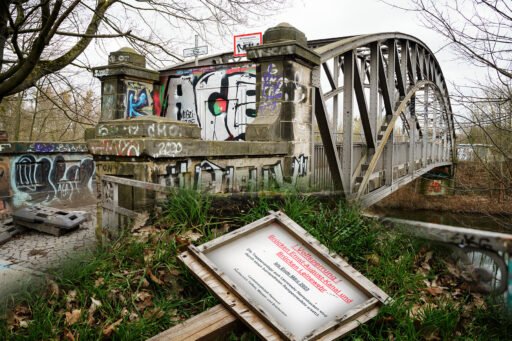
[[0, 142, 95, 211]]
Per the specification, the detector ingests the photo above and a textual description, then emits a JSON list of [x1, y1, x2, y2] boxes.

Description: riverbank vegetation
[[376, 161, 512, 217], [1, 192, 511, 340]]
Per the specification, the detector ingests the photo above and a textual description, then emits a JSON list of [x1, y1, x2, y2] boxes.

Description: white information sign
[[183, 45, 208, 58], [233, 32, 262, 57], [204, 221, 370, 339]]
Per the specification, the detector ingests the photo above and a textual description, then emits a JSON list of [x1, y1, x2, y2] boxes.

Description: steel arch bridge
[[309, 33, 456, 207]]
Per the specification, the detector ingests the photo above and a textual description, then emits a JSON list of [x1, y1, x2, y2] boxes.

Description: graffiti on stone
[[90, 140, 141, 157], [25, 143, 89, 153], [126, 81, 154, 118], [155, 142, 183, 158], [291, 154, 308, 185], [11, 154, 95, 206], [262, 161, 284, 189], [154, 155, 308, 194], [194, 160, 235, 193], [260, 63, 283, 113], [0, 144, 12, 152], [159, 161, 189, 188], [164, 64, 257, 141], [452, 233, 492, 249], [97, 122, 182, 138]]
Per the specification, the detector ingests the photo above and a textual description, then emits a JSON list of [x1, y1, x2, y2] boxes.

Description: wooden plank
[[146, 304, 239, 341], [101, 203, 139, 219], [102, 175, 169, 193], [317, 306, 380, 341], [178, 251, 282, 341]]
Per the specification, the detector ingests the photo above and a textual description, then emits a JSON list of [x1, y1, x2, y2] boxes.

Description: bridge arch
[[311, 33, 456, 206]]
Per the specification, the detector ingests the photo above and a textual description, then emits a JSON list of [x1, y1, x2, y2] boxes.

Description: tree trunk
[[0, 1, 12, 103], [13, 91, 24, 141]]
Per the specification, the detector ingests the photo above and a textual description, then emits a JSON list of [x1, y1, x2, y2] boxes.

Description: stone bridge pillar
[[92, 47, 160, 121], [87, 48, 201, 220], [246, 23, 320, 188]]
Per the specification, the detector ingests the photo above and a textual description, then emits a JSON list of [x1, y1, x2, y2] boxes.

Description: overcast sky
[[245, 0, 478, 88], [88, 0, 481, 95]]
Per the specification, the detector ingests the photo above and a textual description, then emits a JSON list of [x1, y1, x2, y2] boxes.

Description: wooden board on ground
[[182, 211, 389, 340], [147, 302, 239, 341], [179, 250, 281, 340]]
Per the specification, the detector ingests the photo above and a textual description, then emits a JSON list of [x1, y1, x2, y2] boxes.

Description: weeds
[[1, 191, 511, 340]]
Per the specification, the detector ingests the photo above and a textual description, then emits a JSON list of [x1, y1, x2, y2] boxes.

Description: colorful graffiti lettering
[[163, 64, 257, 141], [128, 88, 149, 117], [126, 81, 154, 118]]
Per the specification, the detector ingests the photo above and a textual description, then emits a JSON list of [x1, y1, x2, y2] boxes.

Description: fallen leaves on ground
[[65, 309, 81, 326], [131, 212, 149, 232], [180, 230, 203, 242], [147, 268, 164, 285], [6, 305, 32, 331], [135, 291, 153, 311], [102, 318, 123, 337]]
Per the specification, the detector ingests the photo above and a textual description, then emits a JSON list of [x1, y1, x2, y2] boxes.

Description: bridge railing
[[100, 175, 169, 232]]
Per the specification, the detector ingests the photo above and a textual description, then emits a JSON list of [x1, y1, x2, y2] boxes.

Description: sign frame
[[185, 211, 389, 340], [233, 32, 263, 57]]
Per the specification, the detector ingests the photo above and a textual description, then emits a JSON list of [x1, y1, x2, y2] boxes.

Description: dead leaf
[[65, 309, 81, 326], [424, 286, 445, 296], [131, 212, 149, 232], [46, 279, 60, 297], [472, 294, 486, 309], [147, 268, 164, 285], [66, 290, 77, 303], [144, 249, 155, 264], [89, 297, 102, 316], [424, 328, 441, 341], [212, 223, 230, 237], [365, 254, 380, 266], [167, 268, 180, 277], [181, 230, 202, 242], [135, 291, 153, 311], [63, 329, 75, 341], [144, 307, 165, 319], [94, 277, 105, 287], [102, 318, 123, 337], [129, 311, 139, 322]]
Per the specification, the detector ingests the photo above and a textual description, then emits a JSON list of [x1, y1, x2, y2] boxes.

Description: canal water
[[367, 207, 512, 234]]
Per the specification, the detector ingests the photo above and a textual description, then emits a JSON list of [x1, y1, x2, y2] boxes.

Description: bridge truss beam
[[312, 33, 456, 206]]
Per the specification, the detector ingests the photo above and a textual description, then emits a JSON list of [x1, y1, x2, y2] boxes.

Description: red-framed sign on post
[[233, 32, 263, 57]]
